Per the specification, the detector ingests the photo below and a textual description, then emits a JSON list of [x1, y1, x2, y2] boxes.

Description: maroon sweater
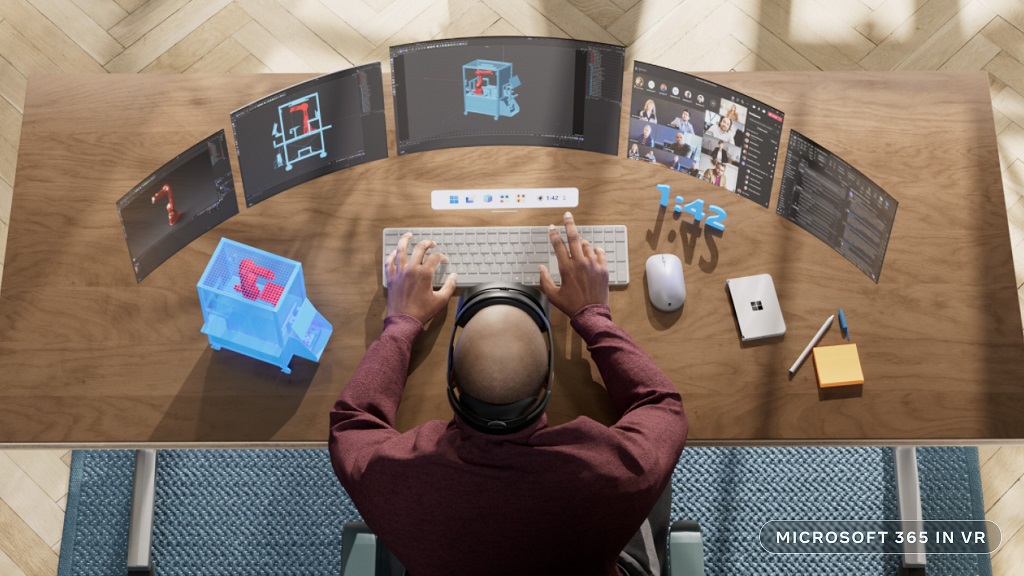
[[329, 304, 687, 576]]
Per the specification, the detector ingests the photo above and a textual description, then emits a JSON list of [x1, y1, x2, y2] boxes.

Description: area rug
[[57, 447, 991, 575]]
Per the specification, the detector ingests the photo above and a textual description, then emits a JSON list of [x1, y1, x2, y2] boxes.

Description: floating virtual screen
[[117, 130, 239, 283], [628, 62, 785, 208], [777, 130, 898, 283], [231, 63, 388, 207], [391, 37, 624, 156]]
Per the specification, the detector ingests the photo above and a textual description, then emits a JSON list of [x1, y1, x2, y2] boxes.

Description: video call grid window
[[116, 130, 239, 283], [776, 130, 898, 283], [390, 36, 625, 156], [230, 63, 388, 208], [627, 62, 785, 208]]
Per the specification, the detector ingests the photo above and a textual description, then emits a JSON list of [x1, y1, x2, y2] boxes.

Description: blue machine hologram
[[463, 59, 521, 120], [197, 238, 333, 373], [271, 92, 332, 171]]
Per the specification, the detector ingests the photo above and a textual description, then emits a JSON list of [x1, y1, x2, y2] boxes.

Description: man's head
[[675, 132, 684, 144], [642, 124, 652, 137], [680, 110, 689, 123], [719, 117, 732, 131], [453, 304, 548, 405]]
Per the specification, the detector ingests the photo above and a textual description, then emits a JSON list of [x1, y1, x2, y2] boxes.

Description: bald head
[[452, 305, 548, 404]]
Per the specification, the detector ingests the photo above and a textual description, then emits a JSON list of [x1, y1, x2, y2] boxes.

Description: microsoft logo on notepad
[[750, 301, 763, 311]]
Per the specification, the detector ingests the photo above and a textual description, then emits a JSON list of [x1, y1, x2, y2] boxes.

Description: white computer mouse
[[645, 254, 686, 312]]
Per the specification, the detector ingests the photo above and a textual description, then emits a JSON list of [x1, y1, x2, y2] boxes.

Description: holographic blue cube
[[197, 238, 332, 373]]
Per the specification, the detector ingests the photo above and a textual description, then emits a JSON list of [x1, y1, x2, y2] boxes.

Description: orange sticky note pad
[[812, 344, 864, 388]]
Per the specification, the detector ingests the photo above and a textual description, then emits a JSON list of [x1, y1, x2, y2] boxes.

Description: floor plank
[[0, 220, 7, 271], [979, 0, 1024, 34], [0, 96, 22, 154], [981, 446, 1024, 511], [987, 51, 1024, 97], [997, 121, 1024, 172], [105, 0, 234, 73], [0, 20, 62, 78], [108, 0, 190, 48], [0, 178, 12, 226], [0, 451, 65, 547], [229, 53, 272, 74], [987, 475, 1024, 555], [0, 56, 27, 113], [993, 525, 1024, 575], [275, 0, 376, 65], [981, 16, 1024, 64], [568, 0, 625, 29], [855, 0, 922, 45], [141, 2, 251, 74], [232, 20, 314, 73], [71, 0, 129, 31], [4, 450, 71, 504], [25, 0, 124, 65], [994, 86, 1024, 129], [482, 0, 569, 38], [432, 2, 502, 40], [236, 0, 352, 71], [896, 0, 995, 71], [859, 0, 962, 70], [186, 37, 252, 73], [0, 499, 58, 576], [0, 546, 27, 576], [0, 130, 19, 189], [0, 0, 109, 74], [940, 32, 1001, 71]]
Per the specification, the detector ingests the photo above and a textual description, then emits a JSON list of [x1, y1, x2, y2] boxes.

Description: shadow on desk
[[148, 346, 319, 442]]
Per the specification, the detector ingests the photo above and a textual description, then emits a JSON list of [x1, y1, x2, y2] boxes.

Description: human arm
[[570, 304, 686, 438], [328, 234, 456, 484]]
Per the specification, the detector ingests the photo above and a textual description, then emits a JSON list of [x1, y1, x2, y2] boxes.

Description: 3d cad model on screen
[[271, 92, 332, 172], [151, 183, 181, 226], [463, 59, 521, 120]]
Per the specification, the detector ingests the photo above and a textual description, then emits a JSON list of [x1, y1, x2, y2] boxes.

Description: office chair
[[339, 520, 706, 576]]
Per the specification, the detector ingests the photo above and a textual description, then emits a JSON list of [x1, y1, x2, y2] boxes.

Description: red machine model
[[289, 102, 311, 135], [473, 70, 494, 95], [234, 258, 285, 306], [151, 184, 182, 225]]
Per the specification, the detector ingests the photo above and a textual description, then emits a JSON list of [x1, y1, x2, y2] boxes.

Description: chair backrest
[[340, 520, 706, 576]]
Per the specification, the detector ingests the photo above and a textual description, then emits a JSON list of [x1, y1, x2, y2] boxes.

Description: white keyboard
[[382, 225, 629, 288]]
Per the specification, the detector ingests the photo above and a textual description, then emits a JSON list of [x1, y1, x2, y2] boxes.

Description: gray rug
[[58, 447, 991, 575]]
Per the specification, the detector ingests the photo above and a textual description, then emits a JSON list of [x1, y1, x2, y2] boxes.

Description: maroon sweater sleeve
[[328, 314, 422, 488], [570, 304, 688, 463]]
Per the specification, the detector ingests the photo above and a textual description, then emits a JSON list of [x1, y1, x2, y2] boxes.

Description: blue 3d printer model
[[197, 238, 333, 374], [271, 92, 332, 171], [463, 59, 521, 120]]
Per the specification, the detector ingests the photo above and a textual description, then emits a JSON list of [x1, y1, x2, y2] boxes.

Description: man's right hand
[[539, 212, 609, 317], [385, 233, 457, 326]]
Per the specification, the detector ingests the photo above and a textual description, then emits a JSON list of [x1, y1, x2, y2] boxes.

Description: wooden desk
[[1, 72, 1022, 446]]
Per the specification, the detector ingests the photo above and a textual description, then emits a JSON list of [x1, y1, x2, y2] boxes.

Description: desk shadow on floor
[[148, 346, 319, 443]]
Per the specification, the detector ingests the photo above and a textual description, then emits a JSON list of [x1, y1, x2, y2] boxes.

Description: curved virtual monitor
[[390, 37, 624, 156], [231, 63, 388, 207], [117, 130, 239, 283], [627, 62, 785, 208], [777, 131, 898, 283]]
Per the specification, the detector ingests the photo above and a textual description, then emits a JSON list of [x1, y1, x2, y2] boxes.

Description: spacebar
[[434, 274, 557, 288]]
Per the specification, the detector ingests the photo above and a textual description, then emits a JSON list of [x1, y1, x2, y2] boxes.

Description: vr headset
[[446, 282, 554, 434]]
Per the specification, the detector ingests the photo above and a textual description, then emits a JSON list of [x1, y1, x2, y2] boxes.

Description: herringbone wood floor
[[1, 1, 1024, 574]]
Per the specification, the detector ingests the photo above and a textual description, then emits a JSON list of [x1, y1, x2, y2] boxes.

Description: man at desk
[[329, 213, 687, 576]]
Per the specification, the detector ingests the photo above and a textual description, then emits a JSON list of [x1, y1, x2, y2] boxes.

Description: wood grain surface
[[1, 71, 1022, 445]]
